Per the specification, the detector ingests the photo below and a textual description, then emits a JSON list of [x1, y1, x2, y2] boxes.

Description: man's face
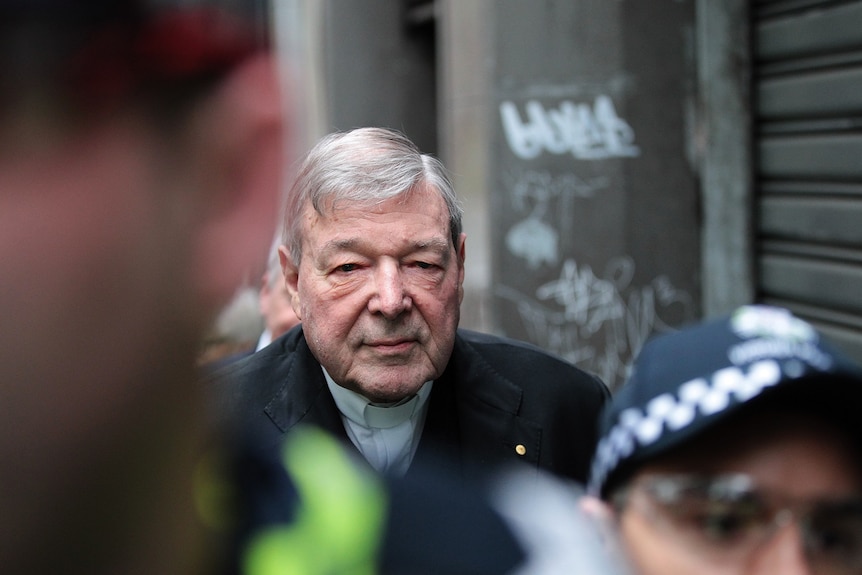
[[285, 184, 466, 403], [614, 412, 862, 575]]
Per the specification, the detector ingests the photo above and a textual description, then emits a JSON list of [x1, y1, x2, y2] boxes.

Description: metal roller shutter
[[754, 0, 862, 360]]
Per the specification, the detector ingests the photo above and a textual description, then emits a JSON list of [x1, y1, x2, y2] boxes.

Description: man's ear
[[278, 245, 302, 320], [579, 495, 626, 553], [579, 495, 615, 524], [456, 232, 467, 305], [189, 53, 288, 312], [578, 495, 634, 572]]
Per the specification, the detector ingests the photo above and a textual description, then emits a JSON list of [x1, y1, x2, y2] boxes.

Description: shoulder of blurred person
[[210, 420, 632, 575]]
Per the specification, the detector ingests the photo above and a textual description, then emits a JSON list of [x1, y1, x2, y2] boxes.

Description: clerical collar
[[323, 368, 433, 429]]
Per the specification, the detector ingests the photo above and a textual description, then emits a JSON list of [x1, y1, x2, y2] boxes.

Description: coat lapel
[[414, 335, 543, 479], [263, 334, 351, 444], [261, 331, 545, 479]]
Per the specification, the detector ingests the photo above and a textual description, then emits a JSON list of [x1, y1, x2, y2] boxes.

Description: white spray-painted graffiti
[[497, 257, 693, 388], [503, 168, 609, 269], [496, 93, 692, 387], [506, 217, 558, 269], [507, 168, 609, 207], [499, 95, 640, 160]]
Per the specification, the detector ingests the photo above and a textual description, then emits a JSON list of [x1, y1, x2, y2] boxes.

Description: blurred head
[[611, 406, 862, 575], [259, 237, 300, 341], [0, 2, 285, 572], [588, 305, 862, 575], [278, 127, 466, 402]]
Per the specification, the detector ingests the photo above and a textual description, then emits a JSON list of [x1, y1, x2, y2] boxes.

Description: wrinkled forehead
[[296, 187, 452, 255]]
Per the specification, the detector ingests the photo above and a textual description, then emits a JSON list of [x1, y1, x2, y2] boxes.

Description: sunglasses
[[614, 473, 862, 574]]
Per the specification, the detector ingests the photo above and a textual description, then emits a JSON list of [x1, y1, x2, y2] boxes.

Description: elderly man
[[215, 127, 608, 484], [0, 2, 285, 573], [587, 305, 862, 575]]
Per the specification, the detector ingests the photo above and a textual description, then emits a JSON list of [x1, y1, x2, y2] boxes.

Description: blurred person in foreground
[[586, 305, 862, 575], [212, 126, 609, 486], [255, 236, 301, 351], [199, 285, 264, 365], [199, 238, 299, 367], [232, 422, 634, 575], [0, 1, 285, 573]]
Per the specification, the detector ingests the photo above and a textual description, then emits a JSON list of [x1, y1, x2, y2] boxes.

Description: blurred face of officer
[[613, 411, 862, 575], [283, 183, 466, 403]]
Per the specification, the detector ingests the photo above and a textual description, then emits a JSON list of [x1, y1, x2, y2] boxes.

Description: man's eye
[[807, 506, 862, 560], [689, 504, 763, 544], [700, 511, 752, 542], [336, 263, 357, 273], [415, 261, 433, 270], [808, 524, 862, 559]]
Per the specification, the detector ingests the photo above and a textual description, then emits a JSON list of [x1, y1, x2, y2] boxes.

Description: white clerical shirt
[[323, 368, 433, 477]]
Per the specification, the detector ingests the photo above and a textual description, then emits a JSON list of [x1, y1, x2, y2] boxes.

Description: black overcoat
[[211, 325, 609, 484]]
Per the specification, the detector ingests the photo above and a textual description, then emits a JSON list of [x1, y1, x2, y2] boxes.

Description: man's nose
[[748, 520, 813, 575], [368, 262, 411, 319]]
